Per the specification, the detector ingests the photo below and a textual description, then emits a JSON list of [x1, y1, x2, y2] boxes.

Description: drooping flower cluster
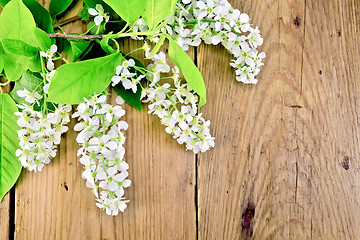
[[111, 58, 146, 93], [14, 93, 71, 172], [14, 51, 72, 172], [131, 0, 266, 84], [141, 51, 215, 153], [73, 93, 131, 215]]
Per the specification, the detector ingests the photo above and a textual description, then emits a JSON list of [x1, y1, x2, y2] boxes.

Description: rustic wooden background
[[1, 0, 360, 239]]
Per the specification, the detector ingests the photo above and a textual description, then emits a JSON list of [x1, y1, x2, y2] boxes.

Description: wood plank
[[0, 193, 10, 239], [14, 1, 196, 239], [298, 0, 360, 238], [197, 0, 360, 239]]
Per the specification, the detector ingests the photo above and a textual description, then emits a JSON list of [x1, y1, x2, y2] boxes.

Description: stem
[[48, 33, 105, 39], [40, 57, 48, 114]]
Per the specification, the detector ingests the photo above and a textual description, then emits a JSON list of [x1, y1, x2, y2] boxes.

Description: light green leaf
[[49, 0, 73, 17], [1, 39, 39, 57], [3, 52, 30, 81], [0, 0, 37, 80], [0, 0, 37, 46], [99, 33, 116, 54], [28, 54, 42, 73], [48, 53, 125, 104], [23, 0, 54, 33], [0, 43, 4, 73], [167, 37, 206, 108], [0, 94, 22, 202], [34, 28, 52, 51], [63, 39, 91, 62], [147, 35, 165, 59], [103, 0, 145, 24], [142, 0, 175, 29]]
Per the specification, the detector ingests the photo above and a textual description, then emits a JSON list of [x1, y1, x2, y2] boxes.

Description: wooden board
[[197, 0, 360, 239], [0, 0, 359, 239]]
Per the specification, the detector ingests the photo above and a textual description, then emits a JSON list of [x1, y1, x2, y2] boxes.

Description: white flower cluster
[[131, 0, 266, 84], [14, 91, 71, 172], [73, 93, 131, 215], [111, 58, 146, 93], [142, 51, 215, 153]]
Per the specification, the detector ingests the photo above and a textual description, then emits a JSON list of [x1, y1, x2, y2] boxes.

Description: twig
[[48, 33, 104, 40]]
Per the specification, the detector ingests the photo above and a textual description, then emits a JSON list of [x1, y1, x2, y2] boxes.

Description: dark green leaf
[[34, 27, 52, 51], [0, 0, 9, 8], [83, 0, 101, 8], [103, 0, 145, 24], [49, 0, 73, 17], [142, 0, 175, 29], [167, 37, 206, 108], [113, 83, 142, 112], [23, 0, 54, 33], [48, 53, 125, 104], [1, 39, 39, 57], [0, 93, 22, 202]]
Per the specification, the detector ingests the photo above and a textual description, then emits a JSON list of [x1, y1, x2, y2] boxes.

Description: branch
[[48, 33, 104, 40]]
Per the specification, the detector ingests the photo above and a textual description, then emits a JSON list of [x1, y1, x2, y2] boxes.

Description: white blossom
[[73, 93, 131, 215]]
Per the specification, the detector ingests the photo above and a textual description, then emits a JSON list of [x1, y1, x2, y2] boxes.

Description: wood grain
[[197, 0, 360, 239], [1, 0, 359, 239], [0, 193, 10, 239]]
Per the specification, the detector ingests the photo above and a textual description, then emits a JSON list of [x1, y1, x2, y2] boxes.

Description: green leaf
[[0, 0, 38, 80], [49, 0, 73, 17], [147, 35, 165, 58], [83, 0, 101, 8], [0, 93, 22, 202], [28, 54, 42, 73], [63, 39, 91, 62], [1, 39, 39, 57], [99, 33, 116, 54], [23, 0, 54, 33], [0, 43, 4, 74], [48, 53, 125, 104], [142, 0, 175, 29], [3, 52, 30, 81], [34, 28, 52, 51], [103, 0, 145, 24], [113, 84, 142, 112], [0, 0, 37, 45], [167, 37, 207, 108], [10, 71, 51, 111]]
